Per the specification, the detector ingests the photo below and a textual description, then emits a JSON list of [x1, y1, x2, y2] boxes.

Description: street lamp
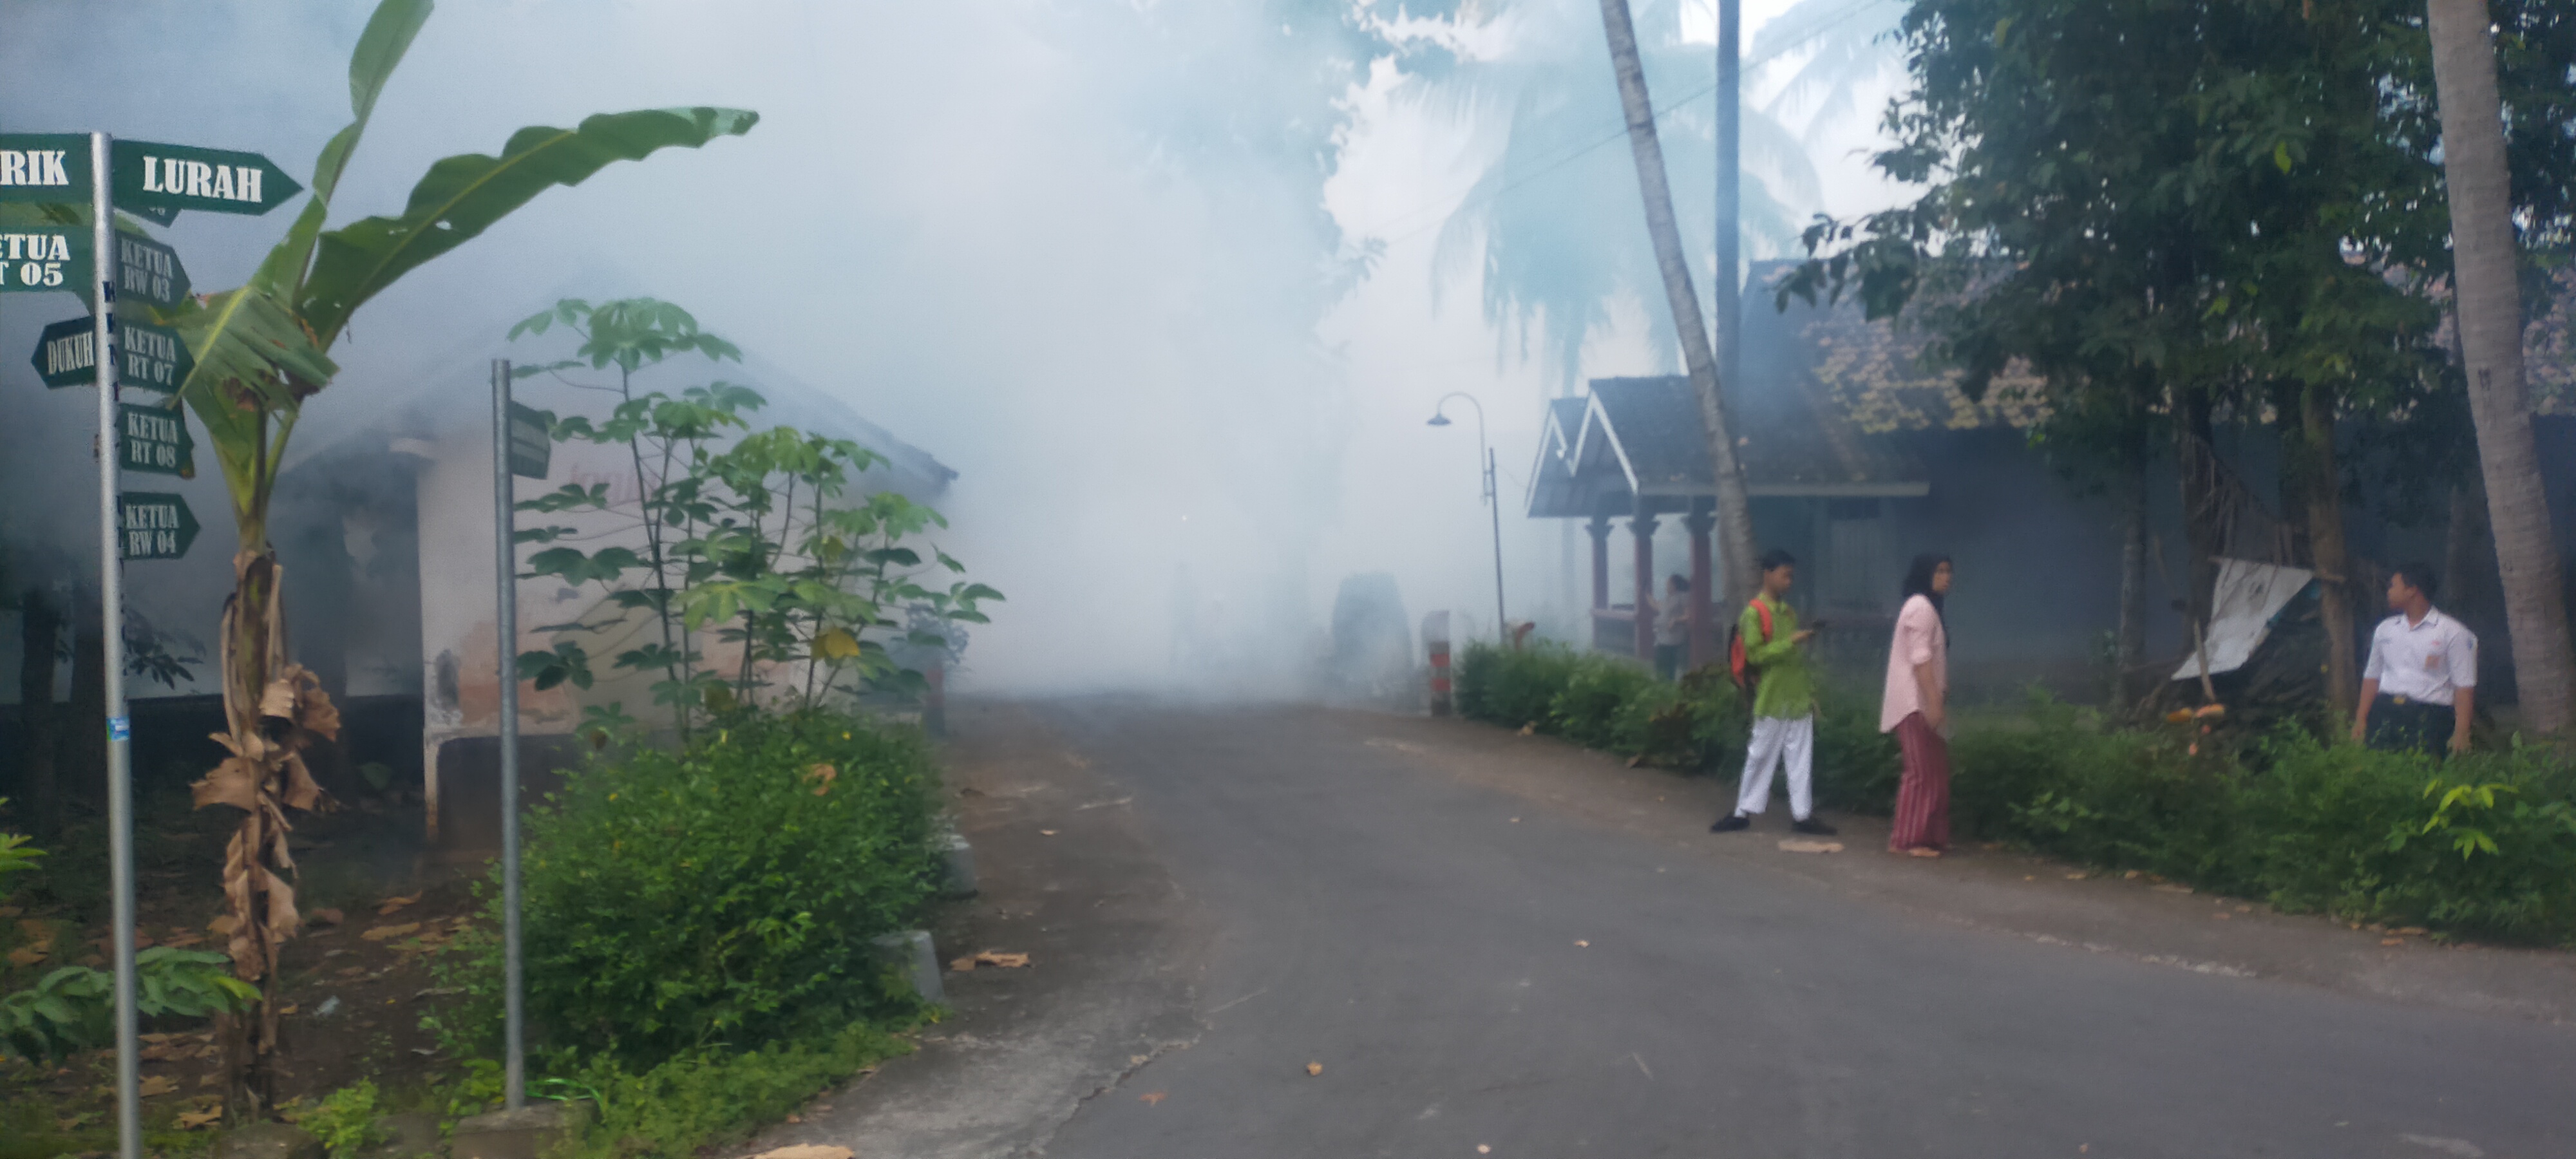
[[1428, 392, 1508, 639]]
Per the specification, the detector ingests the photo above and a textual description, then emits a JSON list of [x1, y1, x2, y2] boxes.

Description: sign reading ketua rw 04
[[113, 140, 301, 216], [32, 316, 195, 391], [0, 228, 88, 292], [118, 491, 200, 560]]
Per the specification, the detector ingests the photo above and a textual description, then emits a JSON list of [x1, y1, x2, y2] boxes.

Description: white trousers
[[1736, 714, 1815, 820]]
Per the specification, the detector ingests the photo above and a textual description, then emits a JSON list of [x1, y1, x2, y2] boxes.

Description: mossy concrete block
[[363, 1111, 443, 1159], [870, 928, 945, 1005], [214, 1122, 325, 1159], [449, 1101, 591, 1159], [940, 832, 978, 898]]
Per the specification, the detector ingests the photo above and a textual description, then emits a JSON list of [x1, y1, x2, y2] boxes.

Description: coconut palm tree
[[2424, 0, 2575, 735]]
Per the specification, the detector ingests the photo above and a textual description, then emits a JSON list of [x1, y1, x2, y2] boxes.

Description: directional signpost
[[118, 404, 194, 478], [117, 491, 200, 560], [113, 139, 304, 217], [34, 316, 195, 392], [111, 232, 189, 308], [5, 129, 299, 1159]]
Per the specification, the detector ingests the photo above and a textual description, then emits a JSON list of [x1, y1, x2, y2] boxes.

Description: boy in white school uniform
[[2351, 562, 2476, 757]]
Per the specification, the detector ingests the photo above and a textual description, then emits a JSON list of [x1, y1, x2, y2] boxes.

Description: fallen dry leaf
[[2382, 938, 2405, 947], [175, 1107, 222, 1130], [2152, 884, 2193, 894], [139, 1075, 178, 1097], [1574, 940, 1589, 948], [160, 932, 204, 948], [207, 915, 238, 936], [6, 945, 46, 967], [747, 1147, 851, 1159], [783, 1115, 801, 1124], [141, 1042, 183, 1062], [1517, 723, 1536, 736], [0, 906, 19, 918], [376, 893, 421, 917], [361, 922, 421, 943], [1305, 1062, 1323, 1077], [2396, 927, 2427, 936], [1777, 839, 1843, 854], [307, 909, 344, 929], [1139, 1091, 1166, 1106], [2063, 872, 2088, 880]]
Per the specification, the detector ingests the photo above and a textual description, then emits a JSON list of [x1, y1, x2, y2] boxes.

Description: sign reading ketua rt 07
[[33, 316, 195, 392], [118, 492, 199, 561]]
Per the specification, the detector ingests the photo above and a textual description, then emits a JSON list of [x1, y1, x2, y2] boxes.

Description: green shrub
[[289, 1080, 383, 1158], [561, 1018, 918, 1159], [1456, 641, 1585, 729], [3, 948, 256, 1062], [1549, 654, 1662, 750], [442, 710, 943, 1060], [1812, 684, 1902, 812]]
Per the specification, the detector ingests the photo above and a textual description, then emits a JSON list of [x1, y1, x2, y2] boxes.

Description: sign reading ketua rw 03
[[118, 491, 199, 560], [113, 232, 190, 308], [0, 228, 88, 292], [0, 134, 90, 201], [32, 316, 195, 391], [113, 140, 301, 216]]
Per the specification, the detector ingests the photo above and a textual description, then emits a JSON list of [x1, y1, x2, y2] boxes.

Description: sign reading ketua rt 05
[[0, 228, 88, 292]]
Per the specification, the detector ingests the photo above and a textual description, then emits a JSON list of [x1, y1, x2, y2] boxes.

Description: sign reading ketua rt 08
[[118, 404, 194, 478]]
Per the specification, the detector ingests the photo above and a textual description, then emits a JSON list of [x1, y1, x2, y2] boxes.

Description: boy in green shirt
[[1712, 549, 1837, 836]]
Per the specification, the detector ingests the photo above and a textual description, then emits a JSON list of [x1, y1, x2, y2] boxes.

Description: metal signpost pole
[[1486, 444, 1507, 639], [90, 130, 143, 1159], [491, 359, 527, 1110]]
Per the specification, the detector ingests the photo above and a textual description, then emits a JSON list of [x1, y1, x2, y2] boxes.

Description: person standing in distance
[[1653, 573, 1692, 682], [1884, 554, 1953, 858], [1712, 550, 1837, 836], [2352, 563, 2476, 756]]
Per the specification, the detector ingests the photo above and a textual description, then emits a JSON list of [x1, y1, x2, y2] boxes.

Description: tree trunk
[[2427, 0, 2576, 735], [2300, 384, 2360, 721], [2116, 461, 2148, 707], [66, 622, 104, 816], [2447, 475, 2514, 701], [15, 589, 63, 838], [1598, 0, 1761, 605], [1714, 0, 1741, 399], [2177, 390, 2221, 638]]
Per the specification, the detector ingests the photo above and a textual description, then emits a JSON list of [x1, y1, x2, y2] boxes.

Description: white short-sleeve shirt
[[2362, 608, 2477, 706]]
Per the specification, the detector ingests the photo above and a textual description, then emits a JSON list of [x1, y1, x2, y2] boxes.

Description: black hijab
[[1901, 553, 1951, 623]]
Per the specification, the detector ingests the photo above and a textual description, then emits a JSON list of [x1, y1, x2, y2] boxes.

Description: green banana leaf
[[252, 0, 431, 301], [169, 286, 338, 515], [299, 106, 758, 346]]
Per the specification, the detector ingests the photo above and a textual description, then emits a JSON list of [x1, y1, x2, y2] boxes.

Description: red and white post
[[1424, 610, 1453, 716]]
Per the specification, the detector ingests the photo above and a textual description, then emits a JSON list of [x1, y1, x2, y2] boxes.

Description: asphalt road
[[1016, 699, 2573, 1159]]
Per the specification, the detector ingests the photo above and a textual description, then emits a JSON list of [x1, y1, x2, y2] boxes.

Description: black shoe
[[1792, 817, 1839, 836], [1709, 813, 1751, 833]]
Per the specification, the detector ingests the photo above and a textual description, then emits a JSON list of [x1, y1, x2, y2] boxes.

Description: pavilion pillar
[[1631, 504, 1658, 660], [1686, 500, 1717, 669], [1587, 515, 1612, 610]]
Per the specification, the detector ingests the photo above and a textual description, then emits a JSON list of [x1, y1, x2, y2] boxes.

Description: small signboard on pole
[[117, 404, 193, 478], [111, 140, 303, 217], [0, 226, 89, 292], [0, 133, 90, 200], [112, 232, 189, 308], [34, 316, 194, 392], [506, 401, 553, 479], [117, 491, 198, 560]]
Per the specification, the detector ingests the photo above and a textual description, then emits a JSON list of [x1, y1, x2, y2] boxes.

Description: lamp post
[[1428, 393, 1508, 639]]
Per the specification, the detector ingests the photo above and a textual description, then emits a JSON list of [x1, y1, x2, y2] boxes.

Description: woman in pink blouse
[[1882, 554, 1953, 857]]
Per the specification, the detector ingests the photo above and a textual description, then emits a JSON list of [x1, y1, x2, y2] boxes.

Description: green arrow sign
[[113, 232, 189, 308], [0, 134, 90, 203], [118, 491, 199, 560], [507, 402, 554, 479], [0, 227, 88, 294], [118, 404, 194, 478], [33, 316, 195, 391], [113, 140, 301, 217]]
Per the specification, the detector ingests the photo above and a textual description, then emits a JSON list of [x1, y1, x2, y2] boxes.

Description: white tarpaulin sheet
[[2172, 557, 2315, 683]]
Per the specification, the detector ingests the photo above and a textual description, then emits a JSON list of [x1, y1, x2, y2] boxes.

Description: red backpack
[[1727, 598, 1775, 690]]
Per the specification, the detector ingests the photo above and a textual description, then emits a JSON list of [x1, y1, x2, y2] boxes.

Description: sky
[[0, 0, 1916, 701]]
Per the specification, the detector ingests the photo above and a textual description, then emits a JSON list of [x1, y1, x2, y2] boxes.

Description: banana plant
[[118, 0, 757, 1117]]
